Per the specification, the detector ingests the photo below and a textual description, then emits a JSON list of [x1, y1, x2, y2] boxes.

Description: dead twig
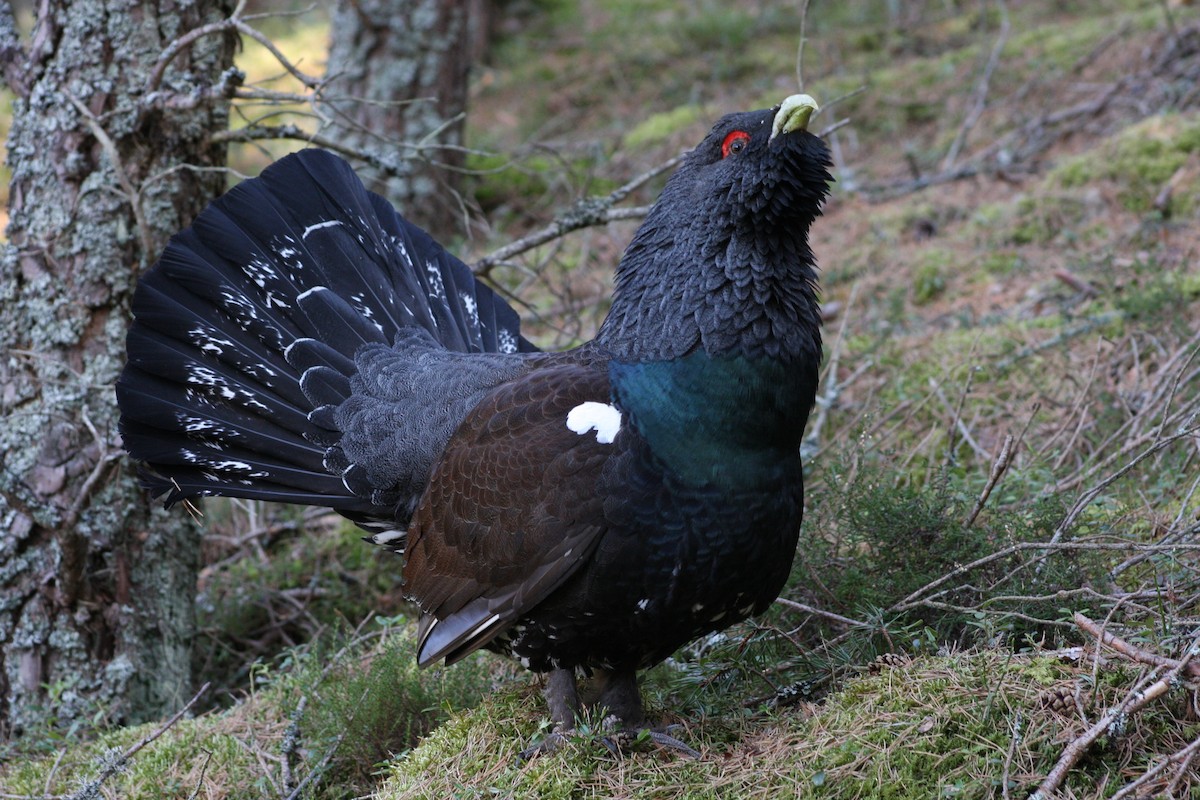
[[282, 734, 344, 800], [60, 405, 123, 534], [1053, 269, 1099, 297], [280, 697, 306, 798], [774, 597, 869, 629], [1031, 628, 1200, 799], [794, 0, 813, 92], [964, 433, 1014, 528], [1074, 612, 1200, 679], [931, 372, 990, 463], [942, 0, 1010, 172], [805, 282, 860, 454], [64, 91, 155, 265], [185, 749, 215, 800], [892, 542, 1200, 613], [147, 0, 249, 92], [1165, 734, 1200, 796], [148, 0, 322, 99], [1111, 729, 1200, 799], [964, 400, 1038, 529], [1001, 712, 1021, 800], [1048, 418, 1200, 549], [65, 683, 210, 800]]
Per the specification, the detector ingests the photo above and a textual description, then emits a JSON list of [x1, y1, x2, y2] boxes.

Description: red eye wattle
[[721, 130, 750, 159]]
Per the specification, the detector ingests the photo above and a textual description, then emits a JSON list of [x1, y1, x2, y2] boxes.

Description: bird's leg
[[518, 667, 580, 760], [544, 667, 581, 730], [593, 669, 700, 759], [593, 668, 645, 725]]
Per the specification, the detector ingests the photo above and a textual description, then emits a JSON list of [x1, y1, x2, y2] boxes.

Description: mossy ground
[[4, 0, 1200, 797], [376, 651, 1200, 799]]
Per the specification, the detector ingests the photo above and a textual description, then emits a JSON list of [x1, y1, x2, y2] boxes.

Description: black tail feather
[[118, 149, 535, 519]]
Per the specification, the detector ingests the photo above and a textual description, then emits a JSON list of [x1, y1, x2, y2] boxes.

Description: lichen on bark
[[0, 0, 236, 738]]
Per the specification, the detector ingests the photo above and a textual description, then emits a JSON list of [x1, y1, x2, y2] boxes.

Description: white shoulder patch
[[566, 401, 622, 444]]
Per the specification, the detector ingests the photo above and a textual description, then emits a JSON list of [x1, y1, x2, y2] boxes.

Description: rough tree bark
[[323, 0, 475, 241], [0, 0, 236, 738]]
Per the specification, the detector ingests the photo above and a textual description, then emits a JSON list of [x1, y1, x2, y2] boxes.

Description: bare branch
[[1032, 628, 1200, 799], [147, 0, 249, 93], [1049, 419, 1200, 547], [64, 91, 155, 266], [1074, 612, 1200, 679], [942, 0, 1010, 172], [794, 0, 813, 92], [964, 433, 1013, 528], [472, 153, 685, 277], [1112, 732, 1200, 799], [775, 596, 869, 629], [147, 0, 322, 111]]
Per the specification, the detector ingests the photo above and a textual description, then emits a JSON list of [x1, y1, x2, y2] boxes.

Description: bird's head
[[677, 94, 832, 232], [599, 95, 834, 363]]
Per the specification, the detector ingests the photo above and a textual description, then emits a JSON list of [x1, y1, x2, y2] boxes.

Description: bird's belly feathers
[[493, 467, 804, 672]]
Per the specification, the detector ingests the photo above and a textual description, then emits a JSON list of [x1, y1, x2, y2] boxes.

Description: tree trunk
[[323, 0, 475, 241], [0, 0, 236, 739]]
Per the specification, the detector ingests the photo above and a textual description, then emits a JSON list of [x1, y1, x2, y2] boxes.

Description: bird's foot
[[599, 716, 701, 759], [518, 720, 700, 761]]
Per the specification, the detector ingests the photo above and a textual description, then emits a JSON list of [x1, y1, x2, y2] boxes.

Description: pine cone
[[868, 652, 911, 673], [1037, 685, 1076, 714]]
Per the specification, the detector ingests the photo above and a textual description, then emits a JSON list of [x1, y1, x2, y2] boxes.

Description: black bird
[[116, 94, 832, 753]]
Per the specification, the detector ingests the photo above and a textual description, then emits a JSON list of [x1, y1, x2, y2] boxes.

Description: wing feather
[[403, 356, 620, 666]]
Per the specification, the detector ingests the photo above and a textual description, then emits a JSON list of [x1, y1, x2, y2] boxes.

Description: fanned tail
[[117, 149, 535, 519]]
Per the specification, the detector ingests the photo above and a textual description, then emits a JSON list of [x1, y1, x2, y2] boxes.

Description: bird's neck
[[610, 351, 817, 491], [596, 215, 823, 366]]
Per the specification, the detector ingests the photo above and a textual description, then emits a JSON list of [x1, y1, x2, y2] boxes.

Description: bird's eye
[[721, 130, 750, 159]]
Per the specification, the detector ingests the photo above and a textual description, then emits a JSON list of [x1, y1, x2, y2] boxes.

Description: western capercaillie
[[117, 94, 832, 755]]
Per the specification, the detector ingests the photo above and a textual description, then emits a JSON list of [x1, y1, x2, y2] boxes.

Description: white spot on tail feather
[[189, 326, 235, 356], [460, 292, 479, 326], [302, 219, 343, 239], [426, 261, 446, 300], [367, 530, 405, 546], [296, 286, 327, 303], [566, 402, 621, 444], [498, 329, 518, 354]]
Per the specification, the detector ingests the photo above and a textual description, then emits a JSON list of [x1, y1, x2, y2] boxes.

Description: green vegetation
[[1052, 112, 1200, 214], [375, 651, 1197, 799], [0, 623, 500, 799], [4, 0, 1200, 797]]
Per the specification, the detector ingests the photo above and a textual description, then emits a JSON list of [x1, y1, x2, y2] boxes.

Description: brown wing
[[403, 357, 621, 666]]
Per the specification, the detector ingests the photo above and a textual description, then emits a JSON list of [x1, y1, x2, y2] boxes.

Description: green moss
[[0, 711, 277, 798], [912, 249, 952, 304], [1051, 113, 1200, 212], [371, 651, 1193, 799], [980, 250, 1024, 276], [1113, 256, 1200, 321], [623, 104, 708, 149]]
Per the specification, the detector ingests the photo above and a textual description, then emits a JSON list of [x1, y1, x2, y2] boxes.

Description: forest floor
[[3, 0, 1200, 798]]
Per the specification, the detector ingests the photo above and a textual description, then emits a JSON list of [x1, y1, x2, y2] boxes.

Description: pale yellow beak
[[769, 94, 820, 141]]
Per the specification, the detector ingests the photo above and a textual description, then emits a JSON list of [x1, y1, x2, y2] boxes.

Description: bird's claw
[[599, 719, 701, 759], [519, 722, 700, 761]]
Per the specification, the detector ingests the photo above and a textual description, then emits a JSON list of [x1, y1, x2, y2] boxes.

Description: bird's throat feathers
[[596, 126, 831, 365], [599, 220, 825, 364]]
